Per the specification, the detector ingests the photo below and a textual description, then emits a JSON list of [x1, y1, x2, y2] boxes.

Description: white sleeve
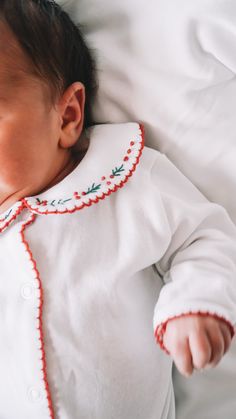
[[151, 153, 236, 340]]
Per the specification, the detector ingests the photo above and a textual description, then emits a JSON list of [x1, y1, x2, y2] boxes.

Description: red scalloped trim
[[20, 214, 54, 419], [23, 124, 145, 216], [155, 311, 235, 354], [0, 203, 25, 233]]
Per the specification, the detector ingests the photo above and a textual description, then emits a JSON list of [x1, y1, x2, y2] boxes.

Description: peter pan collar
[[0, 123, 144, 232]]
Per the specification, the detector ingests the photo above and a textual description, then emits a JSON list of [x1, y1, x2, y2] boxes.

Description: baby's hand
[[163, 314, 233, 377]]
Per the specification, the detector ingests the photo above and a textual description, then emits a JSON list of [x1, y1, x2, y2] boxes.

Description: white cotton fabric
[[1, 123, 236, 419]]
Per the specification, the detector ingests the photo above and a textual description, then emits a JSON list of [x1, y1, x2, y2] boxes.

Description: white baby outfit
[[0, 122, 236, 419]]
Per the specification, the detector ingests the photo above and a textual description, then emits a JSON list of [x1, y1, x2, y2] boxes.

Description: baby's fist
[[163, 314, 233, 377]]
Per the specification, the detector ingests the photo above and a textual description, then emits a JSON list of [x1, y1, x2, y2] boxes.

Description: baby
[[0, 1, 235, 418]]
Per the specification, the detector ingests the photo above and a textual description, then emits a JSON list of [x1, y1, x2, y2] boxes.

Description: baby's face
[[0, 22, 75, 209]]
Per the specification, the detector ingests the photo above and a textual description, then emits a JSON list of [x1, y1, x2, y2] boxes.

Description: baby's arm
[[148, 152, 236, 375]]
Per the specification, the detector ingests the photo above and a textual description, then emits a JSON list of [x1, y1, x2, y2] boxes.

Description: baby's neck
[[0, 155, 77, 215], [0, 139, 89, 215], [38, 154, 79, 194]]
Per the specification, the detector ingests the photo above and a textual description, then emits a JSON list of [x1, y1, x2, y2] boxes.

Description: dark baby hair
[[0, 0, 97, 128]]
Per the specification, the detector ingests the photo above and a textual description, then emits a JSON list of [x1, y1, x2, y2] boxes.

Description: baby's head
[[0, 0, 96, 209]]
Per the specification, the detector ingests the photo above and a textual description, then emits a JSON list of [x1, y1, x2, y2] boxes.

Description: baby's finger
[[207, 326, 225, 367], [170, 337, 193, 377], [219, 322, 232, 355], [189, 330, 211, 370]]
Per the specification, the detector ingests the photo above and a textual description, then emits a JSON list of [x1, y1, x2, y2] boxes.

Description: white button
[[21, 284, 33, 299], [28, 387, 43, 403]]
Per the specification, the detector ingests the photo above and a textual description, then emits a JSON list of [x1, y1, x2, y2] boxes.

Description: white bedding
[[59, 1, 236, 417]]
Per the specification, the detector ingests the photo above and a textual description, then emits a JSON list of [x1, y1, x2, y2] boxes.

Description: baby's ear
[[59, 82, 85, 149]]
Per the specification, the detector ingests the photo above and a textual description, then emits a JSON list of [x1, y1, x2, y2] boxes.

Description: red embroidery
[[74, 192, 81, 200], [123, 156, 129, 162], [24, 124, 145, 217], [20, 214, 55, 419]]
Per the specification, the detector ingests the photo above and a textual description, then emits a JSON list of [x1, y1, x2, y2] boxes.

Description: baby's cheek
[[0, 124, 31, 187]]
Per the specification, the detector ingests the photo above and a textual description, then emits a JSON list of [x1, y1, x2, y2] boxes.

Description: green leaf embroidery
[[112, 165, 125, 177], [85, 183, 101, 195], [35, 161, 127, 207], [4, 209, 12, 221], [62, 199, 72, 204]]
